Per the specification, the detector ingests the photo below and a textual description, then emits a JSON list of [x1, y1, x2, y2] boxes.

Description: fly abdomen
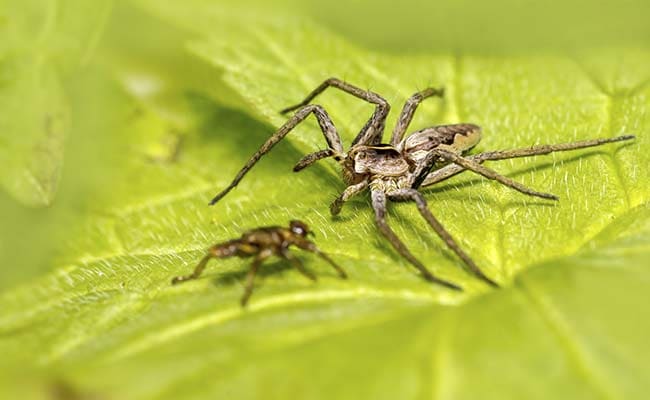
[[209, 240, 254, 258]]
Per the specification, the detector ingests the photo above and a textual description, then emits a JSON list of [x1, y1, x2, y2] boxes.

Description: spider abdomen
[[403, 123, 482, 162]]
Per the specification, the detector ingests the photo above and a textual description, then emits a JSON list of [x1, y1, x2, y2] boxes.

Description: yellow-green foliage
[[0, 1, 649, 399]]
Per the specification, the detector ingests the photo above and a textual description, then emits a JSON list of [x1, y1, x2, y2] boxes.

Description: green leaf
[[98, 1, 251, 163], [0, 0, 113, 207], [0, 55, 67, 207], [1, 13, 649, 400]]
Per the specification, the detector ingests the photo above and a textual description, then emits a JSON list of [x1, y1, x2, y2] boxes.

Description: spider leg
[[390, 87, 445, 146], [390, 189, 499, 287], [420, 162, 476, 187], [330, 179, 369, 216], [209, 104, 344, 205], [293, 149, 334, 172], [280, 77, 390, 146], [471, 135, 636, 162], [293, 239, 348, 279], [432, 147, 559, 200], [281, 248, 317, 281], [408, 145, 464, 189], [421, 135, 635, 187], [370, 189, 462, 290], [240, 253, 267, 307]]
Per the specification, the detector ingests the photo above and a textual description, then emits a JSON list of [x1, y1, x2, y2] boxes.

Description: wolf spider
[[209, 78, 635, 290], [172, 220, 346, 305]]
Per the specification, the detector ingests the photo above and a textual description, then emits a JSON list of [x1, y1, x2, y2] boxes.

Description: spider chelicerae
[[208, 78, 635, 290]]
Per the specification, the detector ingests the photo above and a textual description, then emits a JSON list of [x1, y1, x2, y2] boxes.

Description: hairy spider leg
[[280, 77, 390, 146], [408, 143, 551, 201], [390, 87, 445, 147], [390, 189, 499, 287], [421, 135, 636, 187], [330, 179, 370, 216], [209, 104, 343, 205], [410, 145, 448, 189], [292, 238, 348, 279], [431, 146, 559, 200], [293, 148, 335, 171], [371, 189, 462, 290]]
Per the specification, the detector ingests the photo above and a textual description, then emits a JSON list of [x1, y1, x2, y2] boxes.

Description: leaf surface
[[0, 0, 113, 206], [1, 8, 649, 400]]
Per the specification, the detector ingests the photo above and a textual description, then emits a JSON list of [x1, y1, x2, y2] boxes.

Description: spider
[[208, 78, 635, 290], [172, 220, 346, 306]]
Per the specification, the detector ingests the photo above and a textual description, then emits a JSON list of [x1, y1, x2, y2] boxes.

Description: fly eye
[[290, 220, 311, 237]]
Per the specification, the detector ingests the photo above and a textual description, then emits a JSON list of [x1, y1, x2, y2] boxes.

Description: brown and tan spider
[[208, 78, 634, 290]]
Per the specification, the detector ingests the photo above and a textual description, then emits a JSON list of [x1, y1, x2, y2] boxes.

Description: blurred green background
[[0, 0, 649, 399]]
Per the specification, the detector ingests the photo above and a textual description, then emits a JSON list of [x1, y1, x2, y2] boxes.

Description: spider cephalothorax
[[208, 77, 634, 290]]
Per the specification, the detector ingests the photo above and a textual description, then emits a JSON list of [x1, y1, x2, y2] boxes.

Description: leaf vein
[[518, 278, 618, 400]]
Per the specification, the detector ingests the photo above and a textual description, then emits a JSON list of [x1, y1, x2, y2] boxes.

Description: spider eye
[[357, 150, 373, 160]]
